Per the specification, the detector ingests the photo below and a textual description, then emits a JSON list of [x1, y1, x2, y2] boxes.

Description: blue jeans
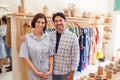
[[53, 73, 69, 80], [6, 47, 12, 67], [3, 36, 12, 67]]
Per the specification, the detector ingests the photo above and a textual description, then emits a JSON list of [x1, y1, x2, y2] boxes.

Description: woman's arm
[[49, 55, 54, 72]]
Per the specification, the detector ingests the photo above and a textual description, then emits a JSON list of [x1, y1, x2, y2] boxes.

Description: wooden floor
[[0, 64, 12, 80]]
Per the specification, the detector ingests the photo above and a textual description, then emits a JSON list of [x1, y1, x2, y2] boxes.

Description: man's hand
[[66, 71, 74, 80], [21, 35, 26, 42]]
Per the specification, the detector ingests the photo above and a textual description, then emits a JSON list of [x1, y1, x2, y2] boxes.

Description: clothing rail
[[8, 13, 98, 22], [8, 13, 99, 29]]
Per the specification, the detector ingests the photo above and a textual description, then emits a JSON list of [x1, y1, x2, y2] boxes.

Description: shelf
[[102, 39, 111, 43], [103, 31, 111, 40], [104, 32, 112, 35], [8, 13, 98, 22], [8, 13, 34, 17], [104, 17, 112, 20], [103, 25, 111, 27], [104, 17, 111, 24]]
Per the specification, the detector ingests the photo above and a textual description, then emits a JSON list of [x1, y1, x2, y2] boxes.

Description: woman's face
[[35, 18, 45, 32]]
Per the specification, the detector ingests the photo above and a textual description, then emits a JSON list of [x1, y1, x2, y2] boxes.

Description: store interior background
[[1, 0, 120, 80]]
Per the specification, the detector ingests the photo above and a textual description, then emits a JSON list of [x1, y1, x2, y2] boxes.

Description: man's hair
[[52, 12, 66, 21]]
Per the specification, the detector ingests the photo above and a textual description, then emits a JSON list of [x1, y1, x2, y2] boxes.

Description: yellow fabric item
[[96, 51, 103, 58]]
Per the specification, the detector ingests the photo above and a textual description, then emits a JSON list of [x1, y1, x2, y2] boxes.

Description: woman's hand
[[45, 70, 52, 76], [37, 72, 47, 79], [43, 70, 52, 79]]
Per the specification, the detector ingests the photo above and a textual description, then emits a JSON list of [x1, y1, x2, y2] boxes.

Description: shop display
[[78, 60, 120, 80], [3, 0, 120, 80], [9, 4, 113, 80], [43, 5, 49, 16], [10, 13, 113, 80], [18, 6, 25, 13], [63, 9, 71, 17], [97, 66, 103, 75], [63, 3, 77, 17], [106, 69, 112, 79], [18, 0, 25, 13]]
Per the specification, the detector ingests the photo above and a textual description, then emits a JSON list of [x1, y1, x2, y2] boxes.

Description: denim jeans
[[53, 73, 69, 80], [3, 35, 12, 67], [6, 47, 12, 67]]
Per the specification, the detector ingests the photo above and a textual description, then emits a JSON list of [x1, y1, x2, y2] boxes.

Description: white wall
[[0, 0, 109, 16], [24, 0, 109, 16], [104, 0, 114, 60], [111, 11, 120, 58], [108, 0, 114, 14], [0, 0, 19, 17]]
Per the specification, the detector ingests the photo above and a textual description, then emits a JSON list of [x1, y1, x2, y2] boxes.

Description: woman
[[19, 13, 54, 80], [1, 15, 12, 72], [0, 18, 7, 73]]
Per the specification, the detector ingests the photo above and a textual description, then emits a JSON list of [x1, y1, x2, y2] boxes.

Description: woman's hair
[[31, 13, 47, 32], [1, 15, 7, 24], [0, 19, 1, 25]]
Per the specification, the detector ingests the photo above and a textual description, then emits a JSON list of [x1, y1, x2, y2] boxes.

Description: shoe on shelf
[[5, 66, 11, 69], [0, 69, 2, 73], [6, 68, 12, 72]]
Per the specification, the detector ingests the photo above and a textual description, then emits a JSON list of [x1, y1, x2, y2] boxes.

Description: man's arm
[[67, 35, 79, 80]]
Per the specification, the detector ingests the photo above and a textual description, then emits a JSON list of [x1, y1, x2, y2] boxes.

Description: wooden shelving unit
[[103, 17, 112, 42], [98, 16, 112, 61]]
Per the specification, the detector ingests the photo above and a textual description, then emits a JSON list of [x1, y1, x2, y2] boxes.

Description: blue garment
[[77, 27, 84, 72], [3, 35, 12, 66], [0, 27, 7, 59], [53, 73, 69, 80], [6, 47, 12, 66], [77, 27, 91, 72], [83, 27, 89, 68], [0, 36, 7, 59]]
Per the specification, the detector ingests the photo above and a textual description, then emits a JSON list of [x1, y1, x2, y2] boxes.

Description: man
[[50, 12, 79, 80]]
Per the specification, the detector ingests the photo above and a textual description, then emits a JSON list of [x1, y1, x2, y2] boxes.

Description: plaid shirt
[[50, 29, 79, 75]]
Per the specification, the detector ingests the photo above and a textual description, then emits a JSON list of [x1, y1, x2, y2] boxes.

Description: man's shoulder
[[65, 29, 76, 37]]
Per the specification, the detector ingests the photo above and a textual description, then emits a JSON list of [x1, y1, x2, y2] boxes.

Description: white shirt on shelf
[[0, 24, 7, 36]]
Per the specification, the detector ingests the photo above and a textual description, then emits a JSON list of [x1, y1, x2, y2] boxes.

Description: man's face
[[53, 16, 66, 33]]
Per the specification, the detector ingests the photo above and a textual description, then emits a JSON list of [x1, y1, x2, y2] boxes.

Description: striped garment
[[50, 29, 80, 75], [19, 32, 54, 80]]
